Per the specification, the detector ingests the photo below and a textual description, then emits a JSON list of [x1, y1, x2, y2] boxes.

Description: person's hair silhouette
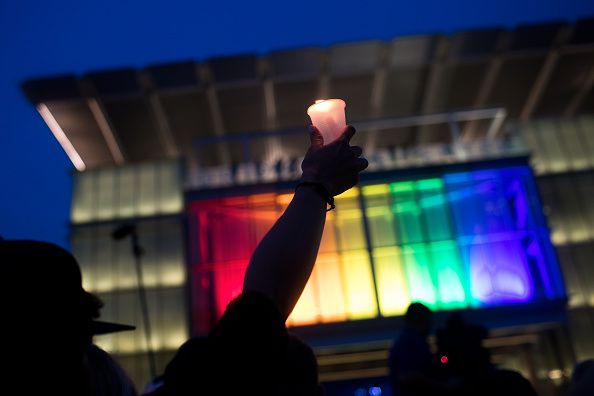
[[404, 302, 433, 336]]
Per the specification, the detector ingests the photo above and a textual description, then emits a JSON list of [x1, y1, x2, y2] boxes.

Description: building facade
[[23, 17, 594, 394]]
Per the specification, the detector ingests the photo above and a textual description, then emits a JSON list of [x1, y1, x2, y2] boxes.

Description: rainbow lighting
[[188, 165, 565, 332]]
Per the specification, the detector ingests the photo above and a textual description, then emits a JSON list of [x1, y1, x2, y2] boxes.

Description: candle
[[307, 99, 346, 144]]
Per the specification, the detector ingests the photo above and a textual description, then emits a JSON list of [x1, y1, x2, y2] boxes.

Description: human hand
[[300, 125, 368, 197]]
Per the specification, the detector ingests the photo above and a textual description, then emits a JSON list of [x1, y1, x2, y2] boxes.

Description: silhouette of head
[[0, 240, 133, 358], [158, 334, 323, 395], [436, 314, 489, 373], [405, 302, 433, 337]]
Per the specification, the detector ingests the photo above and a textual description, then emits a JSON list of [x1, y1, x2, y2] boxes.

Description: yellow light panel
[[373, 247, 410, 316], [314, 253, 347, 322], [340, 249, 378, 319], [288, 268, 319, 326]]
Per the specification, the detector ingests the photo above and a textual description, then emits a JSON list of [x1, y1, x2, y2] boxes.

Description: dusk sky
[[1, 0, 593, 249]]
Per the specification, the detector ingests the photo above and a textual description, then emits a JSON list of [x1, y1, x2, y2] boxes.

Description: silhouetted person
[[277, 335, 324, 396], [568, 359, 594, 396], [148, 125, 367, 395], [0, 240, 137, 396], [388, 302, 442, 396], [436, 313, 537, 396]]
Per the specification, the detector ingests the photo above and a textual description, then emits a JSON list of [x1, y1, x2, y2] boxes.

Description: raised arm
[[243, 125, 368, 319]]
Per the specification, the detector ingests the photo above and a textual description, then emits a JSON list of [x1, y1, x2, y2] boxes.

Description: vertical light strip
[[314, 253, 347, 322], [362, 185, 409, 315], [429, 240, 468, 309], [373, 246, 410, 315], [340, 249, 378, 319], [402, 244, 437, 308], [37, 103, 86, 171], [334, 189, 378, 319]]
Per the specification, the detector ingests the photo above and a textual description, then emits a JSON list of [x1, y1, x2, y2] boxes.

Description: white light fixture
[[37, 103, 86, 171]]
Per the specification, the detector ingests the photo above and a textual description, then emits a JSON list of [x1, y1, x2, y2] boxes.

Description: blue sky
[[1, 0, 593, 248]]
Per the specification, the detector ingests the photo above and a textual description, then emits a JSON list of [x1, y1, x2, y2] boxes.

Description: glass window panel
[[556, 178, 590, 244], [138, 163, 158, 216], [362, 184, 398, 247], [148, 289, 164, 351], [159, 220, 186, 287], [556, 246, 586, 307], [158, 162, 183, 214], [429, 240, 468, 309], [535, 121, 569, 173], [558, 121, 591, 170], [508, 172, 541, 231], [537, 177, 567, 245], [72, 227, 96, 291], [576, 173, 594, 240], [391, 182, 424, 243], [117, 291, 143, 353], [96, 169, 115, 220], [459, 238, 534, 306], [117, 166, 136, 218], [445, 171, 512, 237], [191, 269, 215, 335], [568, 307, 594, 362], [340, 249, 377, 319], [520, 123, 545, 173], [210, 197, 254, 262], [160, 288, 188, 350], [113, 234, 136, 290], [576, 116, 594, 168], [71, 171, 96, 223], [145, 288, 187, 352], [444, 173, 474, 236], [390, 181, 416, 201], [526, 233, 566, 300], [401, 244, 437, 308], [314, 253, 347, 322], [417, 178, 452, 241], [213, 260, 249, 317], [94, 227, 114, 293], [334, 189, 367, 250], [139, 221, 159, 288], [373, 247, 409, 316], [476, 170, 517, 232], [571, 242, 594, 306]]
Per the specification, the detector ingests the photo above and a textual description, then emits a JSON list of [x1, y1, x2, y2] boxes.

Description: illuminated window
[[189, 165, 564, 334], [71, 161, 183, 223]]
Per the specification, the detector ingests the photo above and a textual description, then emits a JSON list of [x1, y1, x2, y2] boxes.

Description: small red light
[[440, 355, 448, 364]]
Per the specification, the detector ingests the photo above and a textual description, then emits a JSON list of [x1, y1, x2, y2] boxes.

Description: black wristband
[[295, 181, 335, 211]]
